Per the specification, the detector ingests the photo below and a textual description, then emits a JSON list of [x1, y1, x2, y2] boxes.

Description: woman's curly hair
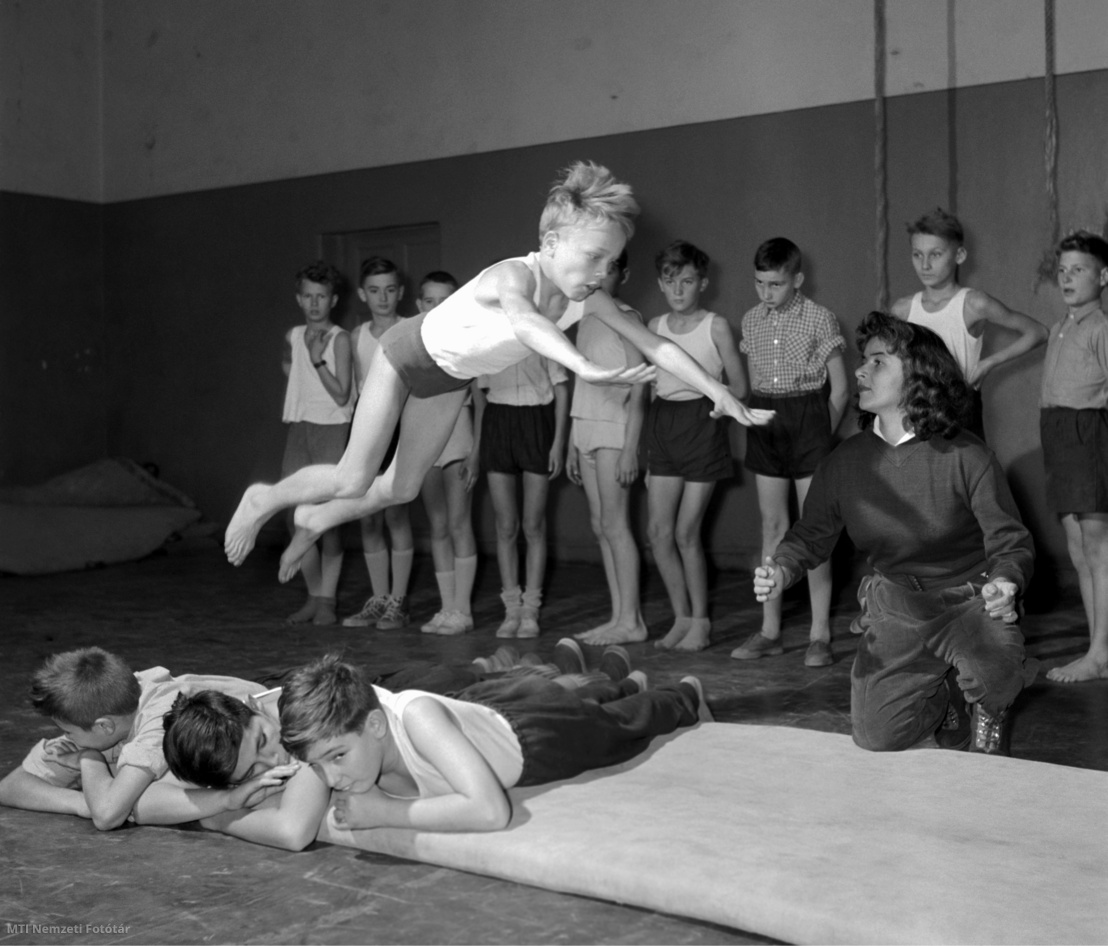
[[855, 311, 972, 441]]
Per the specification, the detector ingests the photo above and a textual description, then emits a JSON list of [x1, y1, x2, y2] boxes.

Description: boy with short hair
[[277, 652, 711, 834], [890, 208, 1046, 429], [1041, 231, 1108, 684], [732, 237, 847, 667], [647, 240, 750, 652], [416, 271, 484, 636], [0, 647, 263, 830], [343, 256, 414, 631], [281, 261, 354, 625]]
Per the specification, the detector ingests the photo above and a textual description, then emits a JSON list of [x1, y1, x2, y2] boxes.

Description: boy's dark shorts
[[1041, 406, 1108, 514], [744, 389, 832, 479], [380, 312, 472, 400], [481, 402, 555, 476], [281, 421, 351, 477], [646, 397, 733, 482]]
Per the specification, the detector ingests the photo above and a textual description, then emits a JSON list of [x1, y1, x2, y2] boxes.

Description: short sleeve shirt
[[21, 669, 263, 788], [1040, 306, 1108, 409], [740, 293, 845, 395]]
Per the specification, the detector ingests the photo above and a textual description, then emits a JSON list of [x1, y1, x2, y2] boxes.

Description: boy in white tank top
[[890, 208, 1046, 436], [279, 262, 353, 626], [565, 250, 649, 645], [342, 257, 415, 632], [646, 241, 750, 653], [224, 164, 774, 581], [279, 653, 712, 835]]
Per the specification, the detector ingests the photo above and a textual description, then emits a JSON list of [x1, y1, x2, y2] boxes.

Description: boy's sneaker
[[433, 610, 474, 636], [343, 594, 389, 627], [598, 645, 633, 682], [804, 640, 833, 667], [421, 611, 448, 634], [680, 675, 715, 723], [553, 638, 587, 675], [376, 596, 410, 630]]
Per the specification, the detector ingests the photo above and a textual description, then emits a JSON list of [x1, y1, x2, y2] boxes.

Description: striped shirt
[[740, 292, 844, 395]]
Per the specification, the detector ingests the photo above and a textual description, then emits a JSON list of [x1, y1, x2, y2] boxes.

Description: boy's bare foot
[[278, 514, 323, 583], [674, 617, 711, 652], [626, 670, 649, 693], [679, 675, 714, 723], [577, 618, 648, 646], [312, 598, 337, 626], [1046, 654, 1108, 683], [654, 617, 693, 650], [225, 483, 273, 565], [286, 595, 321, 624], [575, 617, 616, 639]]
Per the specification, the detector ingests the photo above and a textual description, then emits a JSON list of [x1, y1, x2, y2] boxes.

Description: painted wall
[[2, 0, 1106, 202], [97, 71, 1108, 582]]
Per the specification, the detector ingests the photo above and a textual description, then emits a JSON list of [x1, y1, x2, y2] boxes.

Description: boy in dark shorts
[[1041, 231, 1108, 683], [647, 240, 751, 652], [733, 238, 848, 667], [479, 350, 569, 638]]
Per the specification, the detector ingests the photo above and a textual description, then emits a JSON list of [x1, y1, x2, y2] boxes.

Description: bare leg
[[488, 472, 521, 595], [795, 476, 832, 644], [672, 481, 716, 651], [384, 503, 414, 599], [578, 449, 646, 645], [1049, 513, 1108, 682], [520, 471, 550, 601], [445, 461, 478, 616], [649, 475, 693, 649], [755, 474, 791, 641], [575, 452, 619, 637], [225, 349, 408, 564], [278, 390, 466, 582]]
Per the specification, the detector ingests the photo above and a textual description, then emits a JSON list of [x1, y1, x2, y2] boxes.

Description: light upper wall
[[3, 0, 1106, 203]]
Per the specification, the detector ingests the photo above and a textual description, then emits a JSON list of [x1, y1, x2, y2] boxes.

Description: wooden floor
[[2, 539, 1105, 945]]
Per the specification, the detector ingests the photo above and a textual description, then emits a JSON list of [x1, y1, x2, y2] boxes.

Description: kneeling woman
[[754, 311, 1037, 754]]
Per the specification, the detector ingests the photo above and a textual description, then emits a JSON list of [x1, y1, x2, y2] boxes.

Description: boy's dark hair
[[855, 311, 971, 441], [359, 256, 400, 283], [906, 208, 964, 246], [295, 261, 343, 294], [279, 654, 381, 760], [162, 691, 254, 788], [753, 237, 802, 276], [1056, 231, 1108, 270], [419, 270, 459, 292], [655, 240, 709, 279], [29, 647, 141, 728]]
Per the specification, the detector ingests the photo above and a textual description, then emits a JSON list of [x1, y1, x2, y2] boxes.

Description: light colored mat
[[318, 723, 1108, 945]]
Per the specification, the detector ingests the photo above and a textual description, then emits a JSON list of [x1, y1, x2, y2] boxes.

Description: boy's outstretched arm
[[333, 697, 511, 833], [589, 293, 774, 427], [130, 763, 299, 826], [488, 263, 653, 386], [0, 766, 91, 819], [77, 755, 156, 830], [964, 292, 1048, 387]]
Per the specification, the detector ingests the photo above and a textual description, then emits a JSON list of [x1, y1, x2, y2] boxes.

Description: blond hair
[[539, 162, 639, 242]]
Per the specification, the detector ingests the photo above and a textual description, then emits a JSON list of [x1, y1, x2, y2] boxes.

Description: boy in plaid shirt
[[733, 238, 848, 667]]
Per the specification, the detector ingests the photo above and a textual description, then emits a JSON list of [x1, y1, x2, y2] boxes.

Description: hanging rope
[[1036, 0, 1060, 285], [1044, 0, 1059, 247], [874, 0, 889, 311]]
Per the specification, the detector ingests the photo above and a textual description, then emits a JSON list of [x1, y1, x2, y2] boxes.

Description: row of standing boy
[[278, 211, 1106, 679]]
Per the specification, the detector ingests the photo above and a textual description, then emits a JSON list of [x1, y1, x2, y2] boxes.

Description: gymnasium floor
[[2, 538, 1105, 945]]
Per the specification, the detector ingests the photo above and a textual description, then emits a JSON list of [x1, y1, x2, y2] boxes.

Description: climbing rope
[[874, 0, 888, 311]]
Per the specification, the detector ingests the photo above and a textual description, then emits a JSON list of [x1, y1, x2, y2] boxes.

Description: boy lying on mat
[[157, 643, 709, 844], [281, 652, 711, 834]]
